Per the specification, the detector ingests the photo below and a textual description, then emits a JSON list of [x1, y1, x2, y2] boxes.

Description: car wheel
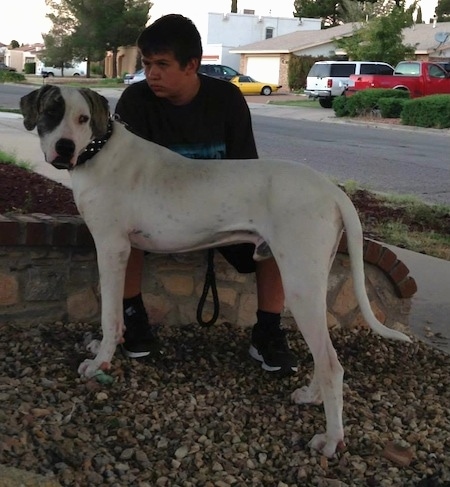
[[319, 98, 333, 108], [47, 72, 54, 77], [261, 86, 272, 96], [73, 73, 80, 76]]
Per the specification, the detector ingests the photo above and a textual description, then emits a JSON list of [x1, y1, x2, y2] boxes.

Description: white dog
[[20, 85, 411, 458]]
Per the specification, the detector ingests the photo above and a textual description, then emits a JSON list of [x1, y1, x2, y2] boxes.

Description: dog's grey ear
[[20, 85, 56, 131], [79, 88, 110, 138]]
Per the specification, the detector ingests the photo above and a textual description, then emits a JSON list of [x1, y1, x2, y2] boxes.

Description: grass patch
[[60, 78, 124, 88], [371, 222, 450, 261], [268, 98, 321, 108], [341, 182, 450, 261], [0, 108, 22, 114], [0, 149, 32, 170]]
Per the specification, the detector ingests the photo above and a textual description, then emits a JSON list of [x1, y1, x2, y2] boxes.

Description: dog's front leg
[[78, 237, 130, 378]]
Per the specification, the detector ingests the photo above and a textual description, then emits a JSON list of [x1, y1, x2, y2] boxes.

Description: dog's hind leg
[[78, 235, 130, 378], [284, 266, 345, 458]]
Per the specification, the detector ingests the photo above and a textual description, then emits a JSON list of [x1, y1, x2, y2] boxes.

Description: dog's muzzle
[[52, 138, 75, 170]]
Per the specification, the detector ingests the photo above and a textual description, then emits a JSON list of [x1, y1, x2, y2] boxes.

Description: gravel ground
[[0, 321, 449, 487]]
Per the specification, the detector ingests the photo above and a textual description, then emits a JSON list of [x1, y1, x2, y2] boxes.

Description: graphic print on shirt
[[169, 142, 226, 160]]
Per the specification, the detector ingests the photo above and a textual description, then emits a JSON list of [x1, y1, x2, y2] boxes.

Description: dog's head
[[20, 85, 110, 169]]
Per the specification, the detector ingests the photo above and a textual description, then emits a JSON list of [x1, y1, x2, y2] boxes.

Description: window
[[265, 28, 274, 39], [329, 64, 356, 77], [360, 63, 394, 75], [395, 63, 419, 76], [429, 64, 446, 78]]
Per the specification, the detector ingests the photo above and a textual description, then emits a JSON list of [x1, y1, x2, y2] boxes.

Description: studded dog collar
[[75, 118, 114, 167]]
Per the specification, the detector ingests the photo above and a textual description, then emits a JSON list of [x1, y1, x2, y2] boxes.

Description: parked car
[[229, 75, 281, 96], [0, 62, 16, 72], [38, 63, 86, 77], [305, 60, 394, 108], [123, 68, 145, 84], [198, 64, 241, 81], [346, 61, 450, 99]]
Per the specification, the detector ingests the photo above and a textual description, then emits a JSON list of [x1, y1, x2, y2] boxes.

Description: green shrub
[[348, 89, 409, 116], [24, 63, 35, 75], [288, 54, 332, 92], [332, 95, 350, 117], [401, 95, 450, 128], [90, 63, 104, 76], [0, 71, 26, 83], [378, 97, 407, 118], [335, 89, 409, 117]]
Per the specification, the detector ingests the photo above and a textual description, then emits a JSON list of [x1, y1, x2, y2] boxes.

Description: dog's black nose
[[55, 138, 75, 157]]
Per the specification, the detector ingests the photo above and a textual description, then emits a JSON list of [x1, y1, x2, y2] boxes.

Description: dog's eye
[[79, 115, 89, 124], [44, 109, 59, 119]]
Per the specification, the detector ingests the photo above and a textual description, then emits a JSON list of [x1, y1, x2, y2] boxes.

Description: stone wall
[[0, 214, 417, 329]]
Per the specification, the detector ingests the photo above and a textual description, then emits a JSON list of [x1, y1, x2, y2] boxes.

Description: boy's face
[[141, 51, 199, 104]]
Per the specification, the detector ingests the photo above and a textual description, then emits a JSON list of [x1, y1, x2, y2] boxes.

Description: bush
[[0, 71, 26, 83], [378, 97, 407, 118], [348, 89, 409, 117], [24, 63, 36, 75], [90, 63, 104, 76], [335, 89, 409, 117], [401, 95, 450, 128], [332, 95, 350, 117], [288, 55, 331, 92]]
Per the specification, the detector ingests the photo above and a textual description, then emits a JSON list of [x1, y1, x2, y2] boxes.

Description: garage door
[[246, 56, 280, 84]]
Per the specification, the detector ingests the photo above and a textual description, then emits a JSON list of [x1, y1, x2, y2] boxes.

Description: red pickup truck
[[346, 61, 450, 98]]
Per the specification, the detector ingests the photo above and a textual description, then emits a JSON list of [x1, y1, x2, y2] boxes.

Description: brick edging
[[338, 232, 417, 298], [0, 214, 417, 299]]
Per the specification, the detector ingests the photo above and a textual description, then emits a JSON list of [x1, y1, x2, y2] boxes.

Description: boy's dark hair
[[137, 14, 203, 68]]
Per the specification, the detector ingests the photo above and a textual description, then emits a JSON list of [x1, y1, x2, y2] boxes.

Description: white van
[[305, 61, 394, 108], [38, 61, 87, 77]]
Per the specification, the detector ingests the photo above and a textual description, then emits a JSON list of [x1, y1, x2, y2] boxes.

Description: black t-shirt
[[115, 74, 258, 160]]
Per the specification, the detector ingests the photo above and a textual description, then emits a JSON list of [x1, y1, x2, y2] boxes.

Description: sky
[[0, 0, 439, 46]]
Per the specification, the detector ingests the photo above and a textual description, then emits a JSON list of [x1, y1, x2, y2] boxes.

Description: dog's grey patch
[[37, 90, 65, 136]]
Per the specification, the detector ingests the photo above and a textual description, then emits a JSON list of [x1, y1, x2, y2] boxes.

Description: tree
[[436, 0, 450, 21], [293, 0, 413, 26], [336, 3, 416, 66], [293, 0, 344, 26], [10, 40, 20, 49], [43, 1, 79, 75], [70, 0, 150, 78], [416, 6, 423, 23], [231, 0, 238, 13], [44, 0, 151, 78]]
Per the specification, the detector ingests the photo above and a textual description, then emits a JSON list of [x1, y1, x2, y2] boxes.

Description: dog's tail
[[338, 193, 412, 343]]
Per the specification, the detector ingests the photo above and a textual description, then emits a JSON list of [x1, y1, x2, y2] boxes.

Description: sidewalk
[[1, 101, 449, 354]]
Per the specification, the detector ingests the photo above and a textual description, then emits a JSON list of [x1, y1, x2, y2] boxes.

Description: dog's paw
[[78, 359, 110, 378], [291, 385, 322, 405], [308, 433, 345, 458]]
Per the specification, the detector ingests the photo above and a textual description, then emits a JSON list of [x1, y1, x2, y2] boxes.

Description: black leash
[[196, 249, 220, 327]]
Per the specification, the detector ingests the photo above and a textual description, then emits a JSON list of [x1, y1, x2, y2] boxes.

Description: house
[[105, 11, 321, 78], [230, 21, 450, 89], [0, 43, 45, 73]]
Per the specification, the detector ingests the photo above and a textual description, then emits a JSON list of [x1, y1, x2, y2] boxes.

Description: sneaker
[[121, 303, 163, 359], [249, 324, 298, 375]]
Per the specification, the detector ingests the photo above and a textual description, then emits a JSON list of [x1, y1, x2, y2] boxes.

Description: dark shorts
[[217, 243, 256, 274]]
